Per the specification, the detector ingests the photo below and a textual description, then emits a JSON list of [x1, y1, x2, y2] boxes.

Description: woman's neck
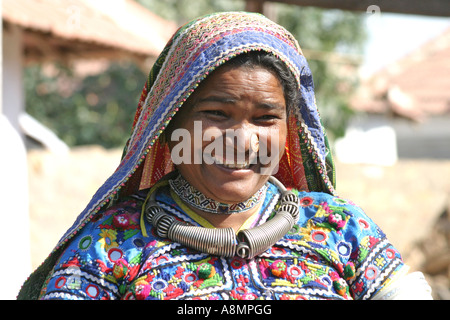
[[186, 201, 264, 233], [167, 172, 269, 232]]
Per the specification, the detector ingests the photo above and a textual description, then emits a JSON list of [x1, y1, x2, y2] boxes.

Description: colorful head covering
[[19, 11, 336, 298]]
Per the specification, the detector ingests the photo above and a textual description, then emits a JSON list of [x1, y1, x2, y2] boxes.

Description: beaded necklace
[[168, 173, 267, 215]]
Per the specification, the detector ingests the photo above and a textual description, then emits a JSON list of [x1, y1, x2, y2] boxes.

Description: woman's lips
[[212, 155, 250, 169], [207, 153, 259, 170]]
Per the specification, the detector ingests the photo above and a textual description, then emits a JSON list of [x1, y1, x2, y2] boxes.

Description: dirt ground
[[27, 145, 450, 299]]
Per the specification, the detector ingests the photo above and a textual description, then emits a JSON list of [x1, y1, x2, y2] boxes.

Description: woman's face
[[167, 63, 288, 204]]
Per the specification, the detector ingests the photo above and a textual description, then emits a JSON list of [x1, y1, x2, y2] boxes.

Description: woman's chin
[[202, 164, 267, 203], [176, 159, 270, 203]]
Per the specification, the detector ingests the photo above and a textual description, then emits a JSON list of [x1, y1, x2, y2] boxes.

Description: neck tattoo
[[168, 173, 267, 215]]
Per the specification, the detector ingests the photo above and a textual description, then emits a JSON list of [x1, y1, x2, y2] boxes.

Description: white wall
[[335, 112, 450, 166], [334, 114, 398, 166], [0, 23, 31, 299], [2, 25, 24, 133]]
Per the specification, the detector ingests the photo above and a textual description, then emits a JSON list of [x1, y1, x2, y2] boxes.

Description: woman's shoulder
[[74, 192, 145, 239], [60, 190, 152, 261], [293, 190, 369, 217], [40, 190, 154, 299], [293, 189, 358, 206], [286, 190, 405, 300], [90, 189, 148, 226], [291, 189, 385, 238]]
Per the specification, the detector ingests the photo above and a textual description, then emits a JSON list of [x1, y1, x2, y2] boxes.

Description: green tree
[[25, 61, 146, 148], [136, 0, 245, 24], [275, 6, 365, 138]]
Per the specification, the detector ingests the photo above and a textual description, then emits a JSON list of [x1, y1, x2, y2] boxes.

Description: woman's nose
[[224, 124, 258, 154]]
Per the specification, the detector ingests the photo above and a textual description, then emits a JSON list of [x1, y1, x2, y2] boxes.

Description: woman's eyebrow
[[191, 99, 286, 114], [196, 96, 237, 104], [190, 96, 237, 111], [257, 102, 285, 110]]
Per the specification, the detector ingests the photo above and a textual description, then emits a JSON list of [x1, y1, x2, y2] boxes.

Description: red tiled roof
[[352, 27, 450, 120], [2, 0, 177, 58]]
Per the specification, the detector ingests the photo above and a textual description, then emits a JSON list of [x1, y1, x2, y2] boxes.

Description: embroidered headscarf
[[19, 11, 336, 298]]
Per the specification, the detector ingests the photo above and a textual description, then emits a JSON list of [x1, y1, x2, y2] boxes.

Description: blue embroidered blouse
[[39, 182, 405, 300]]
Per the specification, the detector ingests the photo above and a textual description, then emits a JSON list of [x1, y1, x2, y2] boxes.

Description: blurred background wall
[[2, 0, 449, 299]]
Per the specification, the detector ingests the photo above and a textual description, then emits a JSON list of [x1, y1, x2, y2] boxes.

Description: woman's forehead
[[183, 65, 286, 107]]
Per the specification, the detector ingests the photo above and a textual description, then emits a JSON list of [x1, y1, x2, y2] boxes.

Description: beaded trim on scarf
[[168, 173, 267, 215]]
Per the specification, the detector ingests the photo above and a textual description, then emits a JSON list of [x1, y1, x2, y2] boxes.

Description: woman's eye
[[256, 114, 280, 121], [203, 110, 227, 117]]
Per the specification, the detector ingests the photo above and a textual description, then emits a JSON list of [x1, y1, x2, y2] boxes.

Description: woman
[[18, 12, 431, 300]]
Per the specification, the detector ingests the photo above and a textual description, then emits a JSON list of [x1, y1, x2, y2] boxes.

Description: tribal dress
[[37, 181, 405, 300], [18, 12, 430, 300]]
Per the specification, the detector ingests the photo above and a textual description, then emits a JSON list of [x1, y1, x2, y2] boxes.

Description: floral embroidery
[[269, 260, 288, 278], [343, 262, 356, 281], [40, 188, 405, 300], [113, 214, 130, 229], [197, 263, 216, 279], [99, 229, 118, 251], [134, 279, 151, 300]]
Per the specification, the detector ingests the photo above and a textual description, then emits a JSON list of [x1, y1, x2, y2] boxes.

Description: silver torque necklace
[[144, 176, 299, 259]]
